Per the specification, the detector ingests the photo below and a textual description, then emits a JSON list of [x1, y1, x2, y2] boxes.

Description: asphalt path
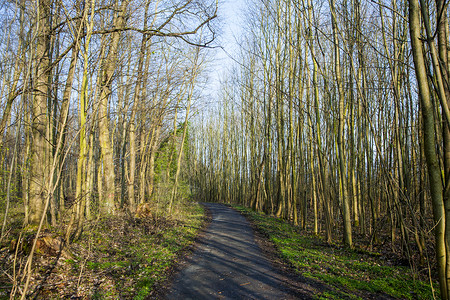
[[164, 203, 309, 299]]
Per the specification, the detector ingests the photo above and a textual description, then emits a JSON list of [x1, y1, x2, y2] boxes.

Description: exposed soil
[[1, 203, 413, 299], [1, 206, 206, 299]]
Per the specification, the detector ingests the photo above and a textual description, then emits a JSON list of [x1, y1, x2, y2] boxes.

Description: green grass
[[66, 202, 205, 299], [233, 205, 437, 300]]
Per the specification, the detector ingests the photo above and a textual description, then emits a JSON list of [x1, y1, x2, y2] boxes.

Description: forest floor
[[232, 205, 437, 300], [0, 201, 206, 299], [162, 202, 316, 299], [0, 202, 438, 299]]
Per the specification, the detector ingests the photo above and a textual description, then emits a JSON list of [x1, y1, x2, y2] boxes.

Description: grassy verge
[[1, 202, 205, 299], [233, 205, 437, 300], [78, 202, 205, 299]]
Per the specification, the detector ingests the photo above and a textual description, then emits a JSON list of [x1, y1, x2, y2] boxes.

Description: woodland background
[[0, 0, 450, 298]]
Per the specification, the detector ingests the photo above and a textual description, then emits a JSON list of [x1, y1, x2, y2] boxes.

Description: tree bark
[[98, 0, 129, 215], [29, 0, 52, 225], [330, 0, 352, 247], [409, 0, 447, 297]]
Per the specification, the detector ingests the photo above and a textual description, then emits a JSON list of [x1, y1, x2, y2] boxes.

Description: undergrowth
[[75, 202, 204, 299], [233, 205, 437, 300], [0, 201, 205, 299]]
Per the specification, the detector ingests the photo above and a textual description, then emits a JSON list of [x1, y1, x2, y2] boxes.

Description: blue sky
[[207, 0, 246, 95]]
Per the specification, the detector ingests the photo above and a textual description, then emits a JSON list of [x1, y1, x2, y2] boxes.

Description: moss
[[233, 205, 436, 299], [59, 202, 205, 299]]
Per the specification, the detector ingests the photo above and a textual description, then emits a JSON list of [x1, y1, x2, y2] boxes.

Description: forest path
[[163, 203, 313, 299]]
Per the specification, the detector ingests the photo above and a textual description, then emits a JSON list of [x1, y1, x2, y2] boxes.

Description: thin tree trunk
[[409, 1, 447, 297], [98, 0, 128, 215], [330, 0, 352, 247]]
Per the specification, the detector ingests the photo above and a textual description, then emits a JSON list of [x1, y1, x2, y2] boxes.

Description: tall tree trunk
[[128, 1, 151, 212], [436, 0, 450, 293], [29, 0, 52, 225], [409, 1, 447, 297], [98, 0, 128, 215], [169, 50, 200, 212], [330, 0, 352, 247]]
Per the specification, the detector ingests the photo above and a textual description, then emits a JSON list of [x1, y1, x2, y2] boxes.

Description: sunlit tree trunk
[[98, 0, 128, 215], [330, 0, 352, 247], [29, 0, 52, 225], [409, 0, 447, 297], [169, 49, 200, 212], [436, 0, 450, 292]]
